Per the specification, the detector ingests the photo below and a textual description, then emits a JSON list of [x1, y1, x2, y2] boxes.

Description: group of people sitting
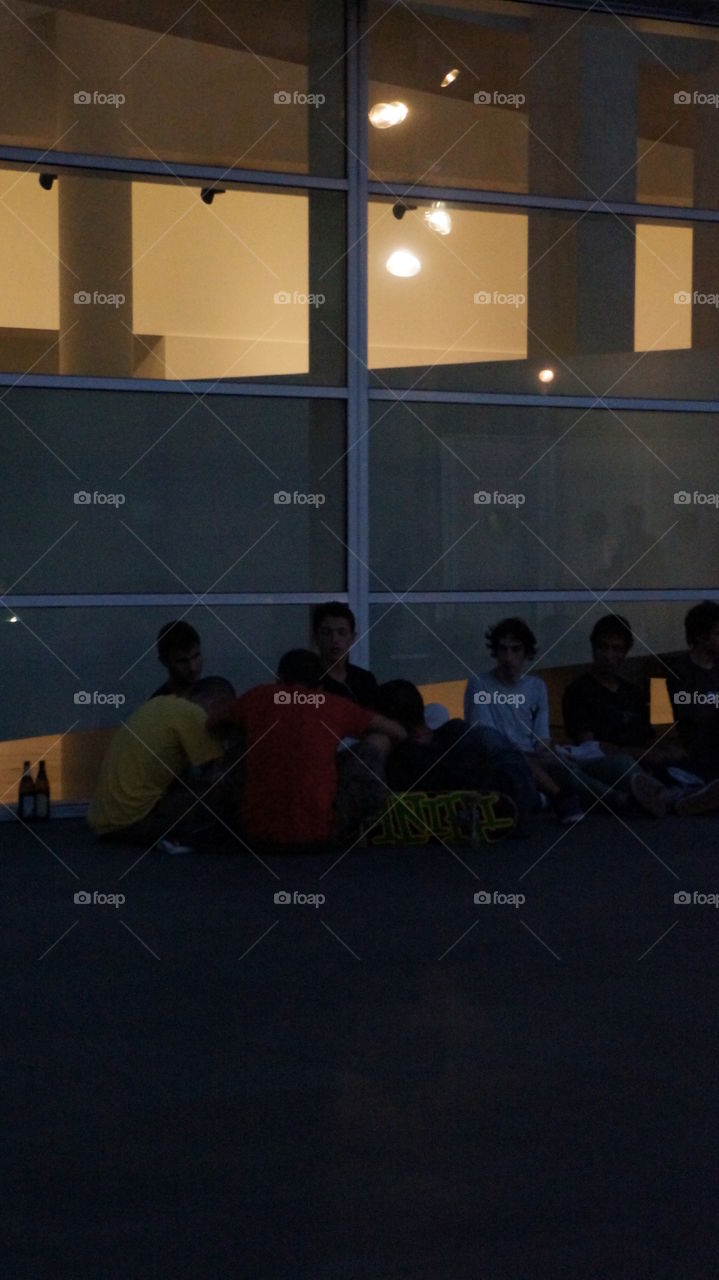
[[87, 599, 719, 853]]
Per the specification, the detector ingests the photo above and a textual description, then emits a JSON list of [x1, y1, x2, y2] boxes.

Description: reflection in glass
[[369, 0, 719, 207], [0, 0, 344, 175]]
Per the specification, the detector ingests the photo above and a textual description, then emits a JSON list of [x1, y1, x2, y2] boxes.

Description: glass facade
[[2, 0, 719, 741]]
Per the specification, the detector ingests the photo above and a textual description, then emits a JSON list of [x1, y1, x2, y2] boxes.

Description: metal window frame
[[1, 0, 719, 652]]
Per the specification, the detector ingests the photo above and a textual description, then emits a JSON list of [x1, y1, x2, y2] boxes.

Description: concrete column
[[527, 22, 637, 356], [53, 9, 135, 376], [58, 176, 134, 376]]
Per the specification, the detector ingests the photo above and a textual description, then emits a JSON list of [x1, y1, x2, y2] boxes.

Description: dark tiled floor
[[3, 814, 718, 1278]]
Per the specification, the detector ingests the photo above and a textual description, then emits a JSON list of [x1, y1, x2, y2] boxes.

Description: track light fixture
[[392, 201, 418, 220]]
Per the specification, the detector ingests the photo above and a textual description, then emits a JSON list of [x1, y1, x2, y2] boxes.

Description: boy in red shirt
[[209, 650, 405, 847]]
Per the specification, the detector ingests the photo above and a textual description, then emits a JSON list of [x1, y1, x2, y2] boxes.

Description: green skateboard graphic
[[365, 789, 517, 847]]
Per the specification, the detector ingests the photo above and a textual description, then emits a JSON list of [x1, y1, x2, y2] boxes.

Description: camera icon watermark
[[273, 290, 325, 307], [73, 290, 125, 308], [274, 889, 326, 906], [74, 89, 125, 108], [273, 490, 325, 506], [473, 90, 525, 108], [673, 689, 718, 707], [74, 690, 126, 707], [674, 89, 719, 108], [474, 889, 526, 906], [474, 490, 525, 507], [74, 890, 125, 907], [673, 490, 719, 507], [474, 690, 525, 707], [473, 289, 525, 308], [274, 90, 325, 107], [674, 890, 719, 905], [74, 490, 125, 506], [274, 690, 325, 707], [674, 290, 719, 308]]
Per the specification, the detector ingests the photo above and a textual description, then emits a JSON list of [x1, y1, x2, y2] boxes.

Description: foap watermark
[[274, 490, 325, 506], [474, 889, 526, 907], [74, 690, 126, 707], [274, 90, 325, 107], [274, 889, 326, 907], [74, 890, 125, 907], [474, 289, 525, 308], [74, 89, 125, 108], [74, 490, 125, 506], [673, 690, 719, 708], [74, 290, 125, 308], [674, 291, 719, 308], [674, 890, 719, 906], [274, 690, 325, 707], [474, 89, 525, 108], [274, 290, 325, 307], [474, 690, 525, 707], [674, 491, 719, 507], [674, 90, 719, 108], [474, 490, 525, 506]]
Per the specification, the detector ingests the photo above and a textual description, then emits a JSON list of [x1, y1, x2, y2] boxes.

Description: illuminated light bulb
[[368, 101, 409, 129], [386, 249, 421, 277], [424, 201, 452, 235], [441, 69, 459, 88], [8, 615, 18, 622], [538, 368, 555, 384]]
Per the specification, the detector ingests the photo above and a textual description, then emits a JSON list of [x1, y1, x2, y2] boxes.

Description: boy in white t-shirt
[[465, 617, 585, 822], [465, 617, 669, 821]]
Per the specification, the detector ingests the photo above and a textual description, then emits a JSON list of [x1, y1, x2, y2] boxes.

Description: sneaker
[[552, 792, 585, 824], [674, 779, 719, 816], [629, 772, 669, 818], [154, 837, 195, 854]]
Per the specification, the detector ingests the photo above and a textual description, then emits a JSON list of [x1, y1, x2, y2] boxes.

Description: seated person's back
[[212, 650, 403, 845], [88, 691, 223, 836]]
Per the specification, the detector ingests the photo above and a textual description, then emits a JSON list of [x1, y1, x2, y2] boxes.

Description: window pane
[[369, 402, 719, 591], [369, 0, 719, 207], [368, 200, 719, 396], [0, 0, 345, 176], [0, 389, 346, 593], [0, 170, 346, 382], [369, 600, 692, 692], [0, 604, 320, 740]]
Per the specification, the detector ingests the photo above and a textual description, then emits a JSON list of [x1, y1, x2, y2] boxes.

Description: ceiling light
[[538, 368, 555, 384], [368, 101, 409, 129], [386, 250, 421, 278], [424, 201, 452, 235], [441, 69, 459, 88], [7, 614, 18, 623]]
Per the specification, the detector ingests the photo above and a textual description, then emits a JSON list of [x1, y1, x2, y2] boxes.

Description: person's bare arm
[[367, 714, 407, 743]]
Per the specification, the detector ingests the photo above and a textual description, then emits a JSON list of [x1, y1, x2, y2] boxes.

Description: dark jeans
[[386, 720, 537, 820], [101, 759, 238, 849]]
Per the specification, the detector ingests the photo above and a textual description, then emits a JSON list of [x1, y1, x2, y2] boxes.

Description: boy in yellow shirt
[[88, 678, 234, 852]]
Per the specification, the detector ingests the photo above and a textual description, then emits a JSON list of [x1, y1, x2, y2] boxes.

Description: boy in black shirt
[[563, 615, 653, 752], [313, 601, 379, 709]]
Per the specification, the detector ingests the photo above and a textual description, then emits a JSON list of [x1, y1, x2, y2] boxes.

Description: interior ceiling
[[30, 0, 309, 62], [26, 0, 708, 146]]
